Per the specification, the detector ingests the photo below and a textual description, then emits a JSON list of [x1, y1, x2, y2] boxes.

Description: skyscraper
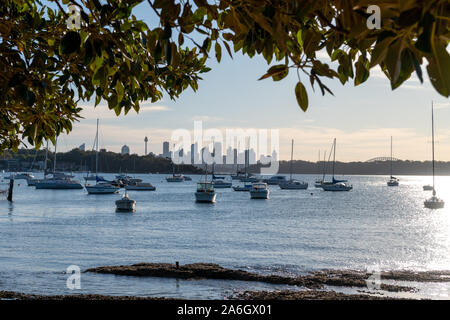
[[144, 136, 148, 155], [162, 141, 170, 158]]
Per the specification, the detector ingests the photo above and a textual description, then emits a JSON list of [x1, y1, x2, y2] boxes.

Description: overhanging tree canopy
[[1, 0, 449, 151]]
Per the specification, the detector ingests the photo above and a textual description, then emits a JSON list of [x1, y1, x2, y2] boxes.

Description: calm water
[[1, 174, 450, 299]]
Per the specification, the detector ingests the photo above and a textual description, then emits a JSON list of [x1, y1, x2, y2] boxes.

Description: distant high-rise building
[[121, 145, 130, 155], [249, 149, 256, 165], [213, 141, 222, 164], [78, 143, 85, 151], [226, 146, 234, 165], [190, 144, 195, 164], [163, 141, 170, 158], [271, 150, 278, 162], [144, 136, 148, 155]]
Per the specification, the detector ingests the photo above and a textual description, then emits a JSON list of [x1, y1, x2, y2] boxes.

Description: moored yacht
[[387, 136, 399, 187], [85, 119, 119, 195], [213, 179, 232, 188], [424, 102, 444, 209], [195, 164, 217, 203], [86, 181, 120, 194], [115, 191, 136, 212], [263, 175, 287, 185], [279, 139, 308, 190], [195, 182, 217, 203], [233, 183, 252, 191], [321, 139, 352, 192], [250, 182, 270, 199], [166, 174, 185, 182], [125, 182, 156, 191]]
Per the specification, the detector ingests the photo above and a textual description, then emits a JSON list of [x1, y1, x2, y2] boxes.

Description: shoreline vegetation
[[3, 148, 450, 176], [3, 263, 450, 300]]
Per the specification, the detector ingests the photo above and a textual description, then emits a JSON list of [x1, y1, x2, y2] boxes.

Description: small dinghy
[[115, 191, 136, 212]]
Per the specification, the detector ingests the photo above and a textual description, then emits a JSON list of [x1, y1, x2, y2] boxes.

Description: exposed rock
[[85, 262, 415, 292], [232, 290, 405, 300], [0, 290, 169, 300]]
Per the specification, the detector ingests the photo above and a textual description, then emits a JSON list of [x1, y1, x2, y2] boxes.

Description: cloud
[[79, 103, 170, 119]]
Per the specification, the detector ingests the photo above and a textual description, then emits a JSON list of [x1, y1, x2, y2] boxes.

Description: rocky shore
[[3, 263, 449, 300], [85, 262, 426, 293]]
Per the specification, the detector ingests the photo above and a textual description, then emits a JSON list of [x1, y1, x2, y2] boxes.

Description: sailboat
[[321, 138, 353, 191], [85, 119, 119, 194], [35, 138, 83, 189], [195, 164, 217, 203], [27, 142, 48, 186], [387, 136, 399, 186], [315, 150, 326, 188], [166, 146, 185, 182], [424, 103, 444, 209], [279, 139, 308, 190]]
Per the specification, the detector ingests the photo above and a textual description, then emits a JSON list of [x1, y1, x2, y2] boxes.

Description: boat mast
[[53, 137, 57, 174], [289, 139, 294, 181], [95, 118, 99, 176], [43, 140, 49, 178], [390, 136, 393, 179], [322, 150, 327, 181], [431, 102, 436, 196], [332, 138, 336, 180]]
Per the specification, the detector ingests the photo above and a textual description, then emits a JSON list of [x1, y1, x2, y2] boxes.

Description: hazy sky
[[53, 2, 450, 162]]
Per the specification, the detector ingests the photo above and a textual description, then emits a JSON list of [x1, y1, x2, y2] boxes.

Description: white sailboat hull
[[86, 185, 119, 194]]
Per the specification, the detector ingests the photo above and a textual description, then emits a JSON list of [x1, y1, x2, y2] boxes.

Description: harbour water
[[1, 174, 450, 299]]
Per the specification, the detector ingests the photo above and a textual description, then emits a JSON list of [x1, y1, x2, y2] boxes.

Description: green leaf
[[427, 43, 450, 97], [296, 30, 303, 49], [215, 42, 222, 62], [295, 82, 308, 112], [258, 65, 288, 80], [115, 81, 124, 103]]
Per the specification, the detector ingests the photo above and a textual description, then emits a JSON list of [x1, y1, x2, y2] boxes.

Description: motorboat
[[425, 194, 445, 209], [233, 184, 252, 191], [86, 182, 120, 194], [195, 182, 217, 203], [279, 139, 308, 190], [387, 177, 399, 187], [263, 175, 287, 185], [115, 191, 136, 212], [314, 180, 323, 188], [183, 176, 192, 181], [424, 102, 444, 209], [195, 164, 217, 203], [125, 182, 156, 191], [213, 179, 232, 188], [166, 174, 185, 182], [250, 182, 270, 199]]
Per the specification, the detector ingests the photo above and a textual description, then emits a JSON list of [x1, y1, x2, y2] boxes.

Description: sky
[[52, 2, 450, 162]]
